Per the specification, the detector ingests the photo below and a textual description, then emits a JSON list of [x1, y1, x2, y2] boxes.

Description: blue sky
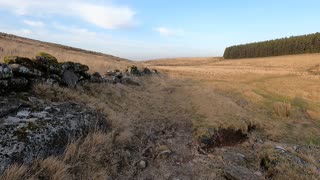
[[0, 0, 319, 60]]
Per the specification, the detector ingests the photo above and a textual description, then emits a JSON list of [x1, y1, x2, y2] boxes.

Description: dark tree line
[[223, 32, 320, 59]]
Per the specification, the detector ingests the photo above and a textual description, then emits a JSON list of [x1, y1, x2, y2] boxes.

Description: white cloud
[[154, 27, 184, 36], [23, 20, 44, 27], [0, 0, 136, 29]]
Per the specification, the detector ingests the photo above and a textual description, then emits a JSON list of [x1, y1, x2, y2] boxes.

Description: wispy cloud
[[154, 27, 184, 36], [0, 0, 136, 29], [23, 20, 44, 27]]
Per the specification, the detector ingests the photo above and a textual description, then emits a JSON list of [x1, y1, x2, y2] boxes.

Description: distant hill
[[0, 32, 132, 72], [145, 57, 222, 66], [224, 32, 320, 59]]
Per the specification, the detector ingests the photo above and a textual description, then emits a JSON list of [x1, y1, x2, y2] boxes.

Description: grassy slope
[[0, 32, 134, 72]]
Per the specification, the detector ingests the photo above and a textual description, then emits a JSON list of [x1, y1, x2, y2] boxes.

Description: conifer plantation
[[224, 32, 320, 59]]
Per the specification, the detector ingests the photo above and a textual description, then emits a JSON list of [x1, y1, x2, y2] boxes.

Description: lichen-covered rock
[[3, 56, 34, 67], [34, 53, 62, 75], [62, 70, 79, 88], [60, 61, 89, 72], [224, 165, 261, 180], [0, 63, 13, 79], [9, 64, 43, 77], [0, 93, 107, 174]]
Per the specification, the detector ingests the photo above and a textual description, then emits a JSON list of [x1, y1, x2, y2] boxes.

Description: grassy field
[[146, 54, 320, 145]]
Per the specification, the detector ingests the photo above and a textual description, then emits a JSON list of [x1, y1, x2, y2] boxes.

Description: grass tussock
[[273, 101, 292, 117]]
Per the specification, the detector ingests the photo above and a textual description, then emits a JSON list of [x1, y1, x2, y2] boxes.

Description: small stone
[[275, 145, 287, 152], [17, 110, 30, 118], [254, 171, 263, 176], [138, 160, 147, 169]]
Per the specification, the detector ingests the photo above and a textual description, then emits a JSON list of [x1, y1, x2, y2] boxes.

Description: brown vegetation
[[0, 33, 135, 72]]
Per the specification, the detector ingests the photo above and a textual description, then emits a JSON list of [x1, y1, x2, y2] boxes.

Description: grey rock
[[60, 61, 89, 72], [127, 66, 141, 76], [9, 64, 43, 77], [34, 54, 62, 75], [275, 145, 287, 152], [0, 63, 13, 79], [91, 72, 103, 83], [0, 93, 107, 174], [62, 70, 79, 88], [224, 165, 261, 180], [142, 67, 152, 75], [223, 152, 247, 165]]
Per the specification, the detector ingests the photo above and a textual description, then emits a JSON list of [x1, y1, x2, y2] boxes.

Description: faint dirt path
[[128, 76, 259, 180]]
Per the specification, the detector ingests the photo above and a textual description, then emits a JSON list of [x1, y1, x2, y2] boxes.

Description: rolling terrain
[[1, 34, 320, 179]]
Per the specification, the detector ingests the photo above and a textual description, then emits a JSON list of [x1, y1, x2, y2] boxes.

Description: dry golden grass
[[147, 54, 320, 145], [273, 102, 292, 117], [0, 34, 136, 72]]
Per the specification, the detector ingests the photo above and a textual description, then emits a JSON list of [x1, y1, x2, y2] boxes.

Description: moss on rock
[[3, 56, 34, 67], [35, 52, 58, 64]]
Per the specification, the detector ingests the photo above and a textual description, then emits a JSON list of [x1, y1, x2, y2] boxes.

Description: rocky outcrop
[[0, 92, 108, 174], [1, 53, 158, 93]]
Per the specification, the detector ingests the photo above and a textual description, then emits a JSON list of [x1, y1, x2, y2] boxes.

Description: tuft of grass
[[273, 101, 292, 117]]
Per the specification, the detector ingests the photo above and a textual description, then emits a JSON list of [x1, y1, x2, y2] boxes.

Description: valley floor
[[2, 54, 320, 179]]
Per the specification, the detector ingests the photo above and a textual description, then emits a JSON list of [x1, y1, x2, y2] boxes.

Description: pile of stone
[[0, 53, 158, 93]]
